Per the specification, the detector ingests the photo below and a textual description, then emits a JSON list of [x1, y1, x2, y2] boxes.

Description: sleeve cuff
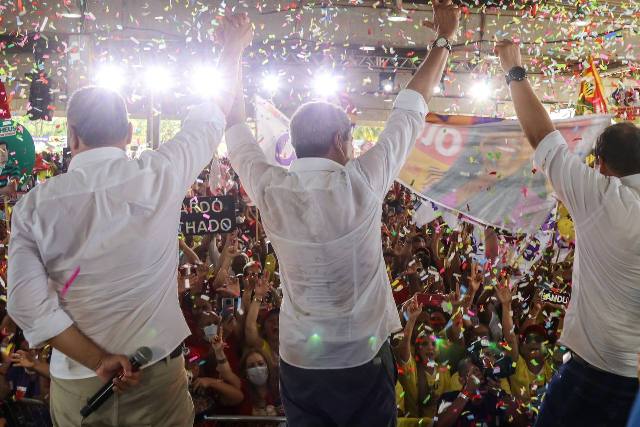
[[184, 102, 226, 132], [226, 123, 255, 154], [533, 130, 565, 170], [23, 308, 74, 348], [393, 89, 429, 117]]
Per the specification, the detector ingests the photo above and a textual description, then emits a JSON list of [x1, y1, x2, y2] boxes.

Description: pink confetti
[[60, 267, 80, 297]]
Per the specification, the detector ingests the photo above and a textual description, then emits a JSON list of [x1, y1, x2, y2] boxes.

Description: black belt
[[569, 351, 609, 374], [168, 344, 185, 360]]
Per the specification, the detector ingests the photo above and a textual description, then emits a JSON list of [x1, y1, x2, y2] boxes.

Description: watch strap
[[432, 36, 452, 52], [506, 66, 527, 85]]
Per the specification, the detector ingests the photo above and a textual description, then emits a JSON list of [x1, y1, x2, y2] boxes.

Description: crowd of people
[[0, 149, 580, 426], [2, 5, 639, 427]]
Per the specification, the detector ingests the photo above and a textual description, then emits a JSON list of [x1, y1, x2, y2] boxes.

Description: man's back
[[534, 131, 640, 377], [11, 149, 187, 379], [8, 101, 226, 380], [227, 90, 428, 369]]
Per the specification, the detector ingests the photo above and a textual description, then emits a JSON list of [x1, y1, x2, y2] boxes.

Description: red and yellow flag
[[577, 57, 608, 115]]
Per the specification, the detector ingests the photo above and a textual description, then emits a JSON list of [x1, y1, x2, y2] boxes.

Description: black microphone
[[80, 347, 153, 418]]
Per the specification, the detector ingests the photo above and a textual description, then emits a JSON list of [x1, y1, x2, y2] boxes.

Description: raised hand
[[468, 261, 483, 293], [405, 297, 423, 321], [495, 277, 512, 306], [424, 0, 461, 40], [222, 231, 240, 259], [495, 40, 523, 74], [253, 270, 271, 299], [219, 13, 253, 51], [216, 276, 241, 297]]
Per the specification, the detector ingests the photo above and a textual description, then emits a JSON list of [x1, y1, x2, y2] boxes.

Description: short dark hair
[[595, 122, 640, 177], [457, 357, 475, 377], [67, 86, 129, 148], [289, 102, 351, 158]]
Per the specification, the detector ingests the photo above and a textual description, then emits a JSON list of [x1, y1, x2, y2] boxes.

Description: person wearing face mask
[[224, 1, 460, 424], [238, 348, 281, 417]]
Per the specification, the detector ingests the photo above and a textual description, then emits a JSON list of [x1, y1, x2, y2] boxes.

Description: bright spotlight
[[382, 81, 394, 93], [145, 66, 172, 92], [191, 66, 223, 97], [95, 65, 125, 91], [313, 73, 340, 97], [261, 74, 280, 94], [433, 85, 442, 94], [470, 80, 492, 101]]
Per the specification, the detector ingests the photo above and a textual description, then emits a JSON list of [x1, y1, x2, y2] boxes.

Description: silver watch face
[[435, 37, 448, 48]]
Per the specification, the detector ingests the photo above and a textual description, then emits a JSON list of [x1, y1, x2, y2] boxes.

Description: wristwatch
[[505, 66, 527, 85], [432, 36, 452, 52]]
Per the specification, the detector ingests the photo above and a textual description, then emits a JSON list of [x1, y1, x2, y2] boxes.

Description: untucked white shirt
[[534, 130, 640, 377], [227, 89, 427, 369], [8, 103, 225, 379]]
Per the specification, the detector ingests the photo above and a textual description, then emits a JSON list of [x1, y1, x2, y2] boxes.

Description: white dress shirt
[[227, 89, 428, 369], [534, 130, 640, 377], [8, 103, 225, 379]]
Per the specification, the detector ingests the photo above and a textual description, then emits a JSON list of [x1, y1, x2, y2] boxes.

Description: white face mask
[[246, 365, 269, 386]]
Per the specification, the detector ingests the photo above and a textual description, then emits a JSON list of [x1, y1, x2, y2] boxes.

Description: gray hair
[[67, 86, 129, 148], [289, 101, 351, 158]]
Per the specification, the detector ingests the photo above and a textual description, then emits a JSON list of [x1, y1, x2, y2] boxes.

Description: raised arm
[[244, 271, 270, 349], [211, 332, 242, 390], [153, 14, 252, 192], [179, 239, 202, 265], [495, 39, 610, 223], [406, 0, 460, 103], [395, 297, 423, 364], [495, 40, 555, 149], [354, 0, 460, 196], [495, 277, 519, 361]]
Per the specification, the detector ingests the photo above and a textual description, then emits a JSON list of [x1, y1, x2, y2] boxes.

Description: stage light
[[433, 85, 442, 94], [145, 66, 172, 92], [470, 80, 492, 101], [313, 73, 340, 97], [95, 65, 125, 91], [359, 46, 376, 52], [60, 12, 82, 18], [379, 72, 395, 94], [261, 74, 280, 95], [191, 66, 222, 97]]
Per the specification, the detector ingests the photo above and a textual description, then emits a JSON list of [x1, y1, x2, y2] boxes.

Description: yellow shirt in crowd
[[397, 356, 457, 419], [508, 355, 554, 402]]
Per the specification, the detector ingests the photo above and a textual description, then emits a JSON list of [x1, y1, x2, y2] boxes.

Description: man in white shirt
[[495, 40, 640, 427], [7, 15, 252, 427], [225, 2, 459, 425]]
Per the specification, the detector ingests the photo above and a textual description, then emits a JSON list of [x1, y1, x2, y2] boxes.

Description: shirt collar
[[68, 147, 127, 172], [289, 157, 345, 173], [620, 173, 640, 190]]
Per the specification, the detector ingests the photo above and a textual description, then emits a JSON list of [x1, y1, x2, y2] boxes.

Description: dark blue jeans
[[535, 358, 639, 427], [280, 341, 397, 427]]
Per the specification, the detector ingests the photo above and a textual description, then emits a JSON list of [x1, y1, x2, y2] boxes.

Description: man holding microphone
[[7, 14, 252, 427]]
